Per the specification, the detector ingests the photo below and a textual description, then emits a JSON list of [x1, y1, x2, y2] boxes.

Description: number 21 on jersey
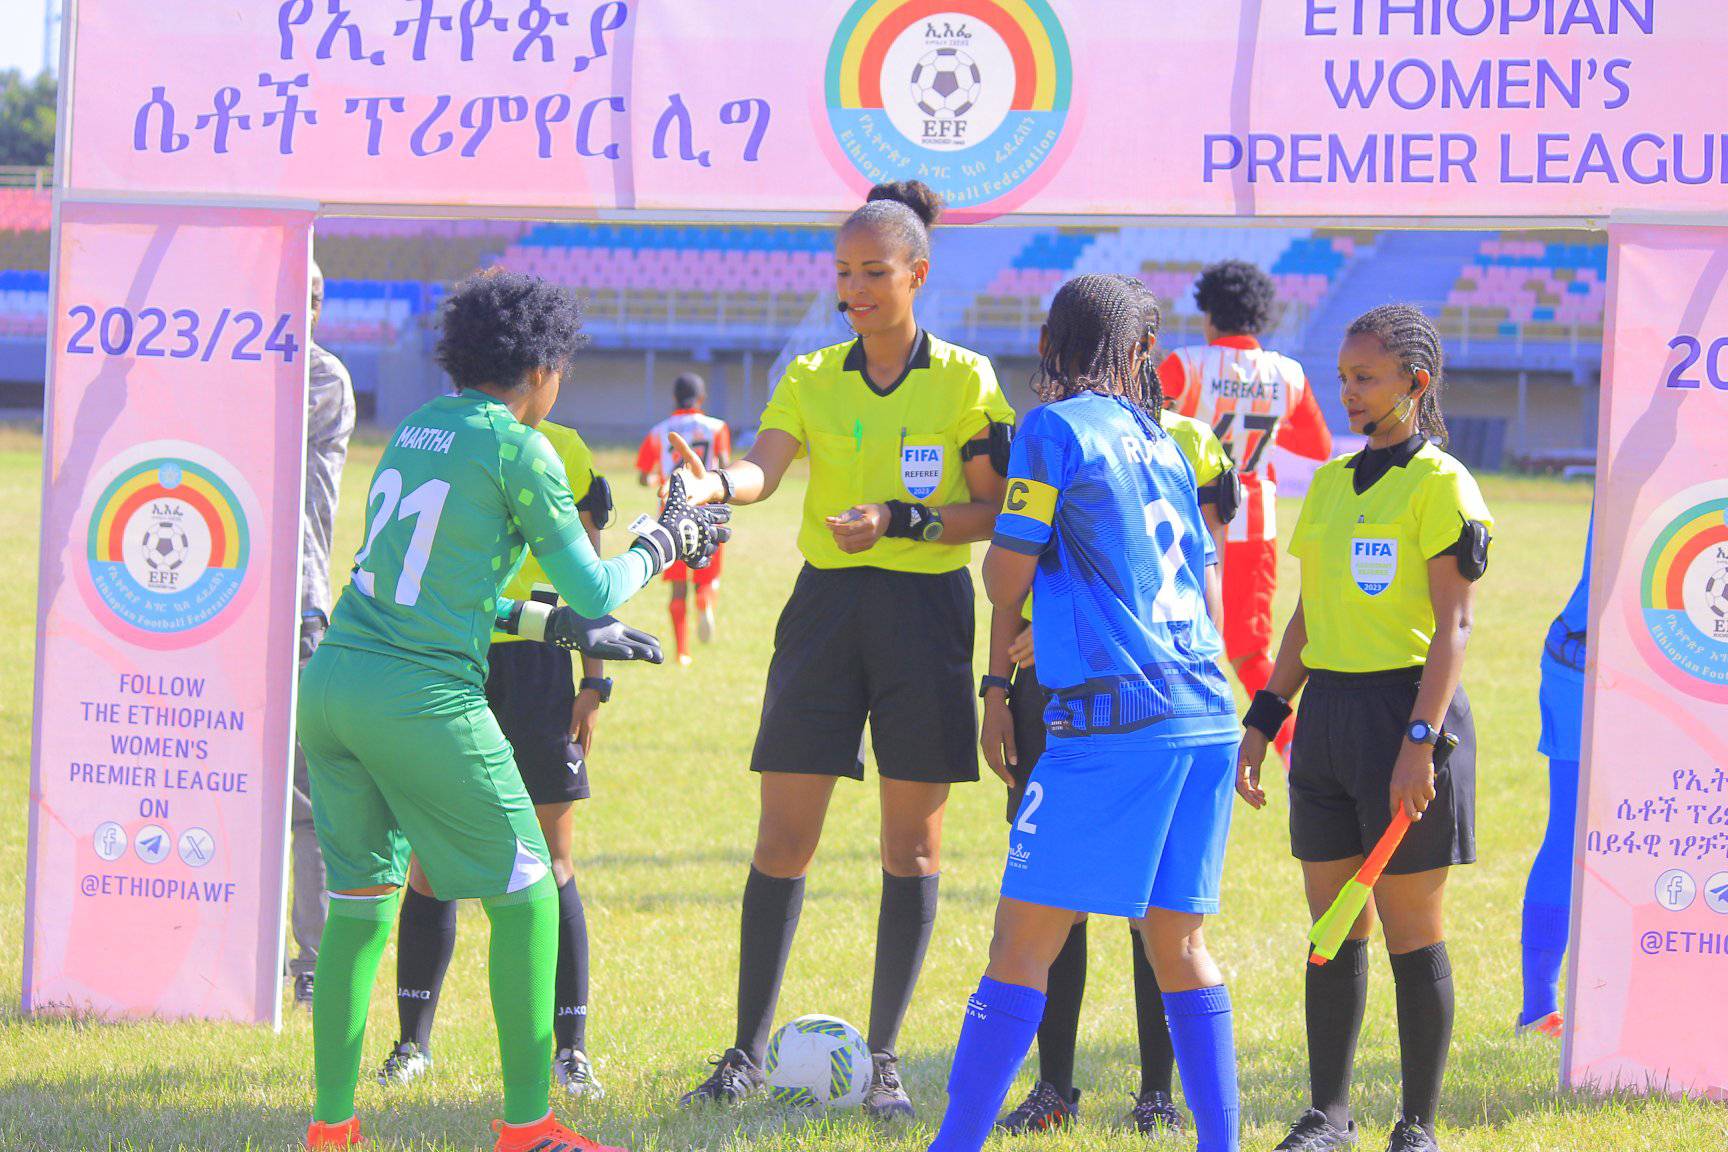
[[352, 468, 449, 606]]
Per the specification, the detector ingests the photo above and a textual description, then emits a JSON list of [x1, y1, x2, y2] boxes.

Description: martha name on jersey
[[395, 425, 456, 454]]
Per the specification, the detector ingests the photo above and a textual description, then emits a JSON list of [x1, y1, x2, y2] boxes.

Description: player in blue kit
[[1518, 515, 1591, 1037], [925, 275, 1241, 1152]]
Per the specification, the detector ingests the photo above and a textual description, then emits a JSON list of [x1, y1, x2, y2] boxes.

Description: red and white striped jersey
[[637, 408, 732, 481], [1159, 336, 1332, 543]]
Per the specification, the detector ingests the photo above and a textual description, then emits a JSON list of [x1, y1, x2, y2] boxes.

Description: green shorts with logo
[[297, 644, 550, 900]]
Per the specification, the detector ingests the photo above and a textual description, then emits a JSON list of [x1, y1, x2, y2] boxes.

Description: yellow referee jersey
[[1162, 410, 1231, 488], [492, 419, 601, 646], [760, 330, 1013, 574], [1290, 440, 1493, 672]]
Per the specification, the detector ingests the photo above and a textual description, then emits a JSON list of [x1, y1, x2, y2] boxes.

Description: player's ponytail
[[841, 181, 943, 264], [1347, 303, 1449, 447], [1033, 275, 1148, 411]]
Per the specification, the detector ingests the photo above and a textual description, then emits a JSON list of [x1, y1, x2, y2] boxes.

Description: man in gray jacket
[[291, 260, 356, 1006]]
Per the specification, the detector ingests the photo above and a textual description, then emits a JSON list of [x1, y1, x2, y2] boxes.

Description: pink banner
[[23, 202, 312, 1025], [1564, 223, 1728, 1098], [64, 1, 1728, 219]]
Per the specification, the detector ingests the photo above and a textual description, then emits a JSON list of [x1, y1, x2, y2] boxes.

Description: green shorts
[[297, 644, 550, 900]]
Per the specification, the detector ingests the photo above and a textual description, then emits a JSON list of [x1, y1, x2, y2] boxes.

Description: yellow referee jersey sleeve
[[1162, 411, 1231, 488], [492, 419, 602, 645], [758, 331, 1013, 574], [1291, 442, 1492, 672]]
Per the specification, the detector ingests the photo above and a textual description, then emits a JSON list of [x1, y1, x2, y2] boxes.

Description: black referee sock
[[1306, 936, 1370, 1132], [867, 870, 940, 1054], [735, 866, 806, 1064], [1391, 942, 1454, 1133], [553, 876, 590, 1053], [1130, 925, 1176, 1097], [1035, 919, 1086, 1099], [395, 886, 458, 1051]]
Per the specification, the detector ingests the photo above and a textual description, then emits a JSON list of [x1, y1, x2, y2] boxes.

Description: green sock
[[483, 874, 559, 1125], [312, 892, 398, 1124]]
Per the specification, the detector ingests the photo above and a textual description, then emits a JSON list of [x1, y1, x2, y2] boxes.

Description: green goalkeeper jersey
[[325, 390, 634, 688]]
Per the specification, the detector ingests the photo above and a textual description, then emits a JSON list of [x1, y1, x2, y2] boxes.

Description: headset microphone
[[835, 301, 850, 313], [1362, 382, 1420, 437]]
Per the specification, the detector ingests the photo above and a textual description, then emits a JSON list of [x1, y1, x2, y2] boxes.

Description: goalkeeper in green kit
[[298, 270, 728, 1152]]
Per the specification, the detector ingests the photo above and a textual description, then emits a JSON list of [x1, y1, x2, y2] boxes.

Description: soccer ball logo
[[910, 48, 981, 119], [141, 518, 191, 572], [1705, 565, 1728, 620]]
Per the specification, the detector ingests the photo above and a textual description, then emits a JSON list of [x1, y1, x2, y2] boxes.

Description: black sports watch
[[1406, 720, 1440, 746], [908, 503, 944, 542], [978, 674, 1013, 700], [579, 676, 614, 704]]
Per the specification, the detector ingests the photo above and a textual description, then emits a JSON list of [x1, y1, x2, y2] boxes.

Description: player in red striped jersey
[[1159, 261, 1332, 761], [637, 374, 733, 665]]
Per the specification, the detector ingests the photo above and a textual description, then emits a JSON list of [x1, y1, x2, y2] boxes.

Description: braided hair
[[1033, 274, 1155, 413], [1347, 303, 1449, 446], [1111, 274, 1167, 420]]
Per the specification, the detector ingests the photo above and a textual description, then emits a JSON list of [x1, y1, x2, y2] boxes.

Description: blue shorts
[[1537, 658, 1585, 763], [1000, 736, 1237, 918]]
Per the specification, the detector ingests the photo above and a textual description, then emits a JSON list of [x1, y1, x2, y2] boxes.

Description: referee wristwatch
[[907, 503, 944, 542], [978, 674, 1013, 700], [1406, 720, 1440, 746], [579, 676, 614, 704]]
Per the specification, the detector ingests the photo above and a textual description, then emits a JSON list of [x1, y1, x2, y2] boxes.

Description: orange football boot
[[493, 1111, 628, 1152], [305, 1115, 361, 1148]]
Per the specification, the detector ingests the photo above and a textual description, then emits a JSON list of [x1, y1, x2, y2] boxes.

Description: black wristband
[[978, 674, 1013, 700], [716, 468, 735, 503], [884, 500, 934, 539], [1243, 689, 1293, 740]]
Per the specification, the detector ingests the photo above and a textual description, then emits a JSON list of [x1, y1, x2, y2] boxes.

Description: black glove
[[629, 473, 733, 573], [544, 610, 663, 663]]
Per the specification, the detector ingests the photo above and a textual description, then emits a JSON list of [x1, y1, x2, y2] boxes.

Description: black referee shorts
[[1004, 661, 1052, 823], [486, 640, 590, 806], [1289, 667, 1475, 874], [750, 564, 978, 784]]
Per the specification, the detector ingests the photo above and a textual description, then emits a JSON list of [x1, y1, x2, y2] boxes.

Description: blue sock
[[1163, 985, 1240, 1152], [927, 977, 1046, 1152], [1520, 757, 1578, 1024]]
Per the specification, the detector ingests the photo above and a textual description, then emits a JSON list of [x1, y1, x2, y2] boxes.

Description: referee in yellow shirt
[[1237, 304, 1492, 1152], [982, 277, 1240, 1135], [672, 181, 1013, 1119], [381, 420, 622, 1097]]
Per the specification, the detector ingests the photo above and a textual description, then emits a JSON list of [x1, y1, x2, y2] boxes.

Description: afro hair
[[1192, 259, 1278, 336], [435, 268, 587, 392]]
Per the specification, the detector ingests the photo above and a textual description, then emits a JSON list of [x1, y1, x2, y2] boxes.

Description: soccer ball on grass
[[764, 1013, 871, 1110]]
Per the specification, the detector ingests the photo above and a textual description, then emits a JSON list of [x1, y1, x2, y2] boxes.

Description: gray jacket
[[303, 343, 356, 622]]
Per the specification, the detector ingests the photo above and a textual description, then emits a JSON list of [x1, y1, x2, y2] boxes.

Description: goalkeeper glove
[[499, 603, 664, 663], [629, 473, 733, 573]]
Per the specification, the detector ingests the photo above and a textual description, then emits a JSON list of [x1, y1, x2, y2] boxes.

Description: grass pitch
[[0, 434, 1721, 1151]]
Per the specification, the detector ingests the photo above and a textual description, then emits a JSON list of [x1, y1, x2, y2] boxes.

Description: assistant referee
[[1236, 304, 1493, 1152], [672, 180, 1013, 1119]]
